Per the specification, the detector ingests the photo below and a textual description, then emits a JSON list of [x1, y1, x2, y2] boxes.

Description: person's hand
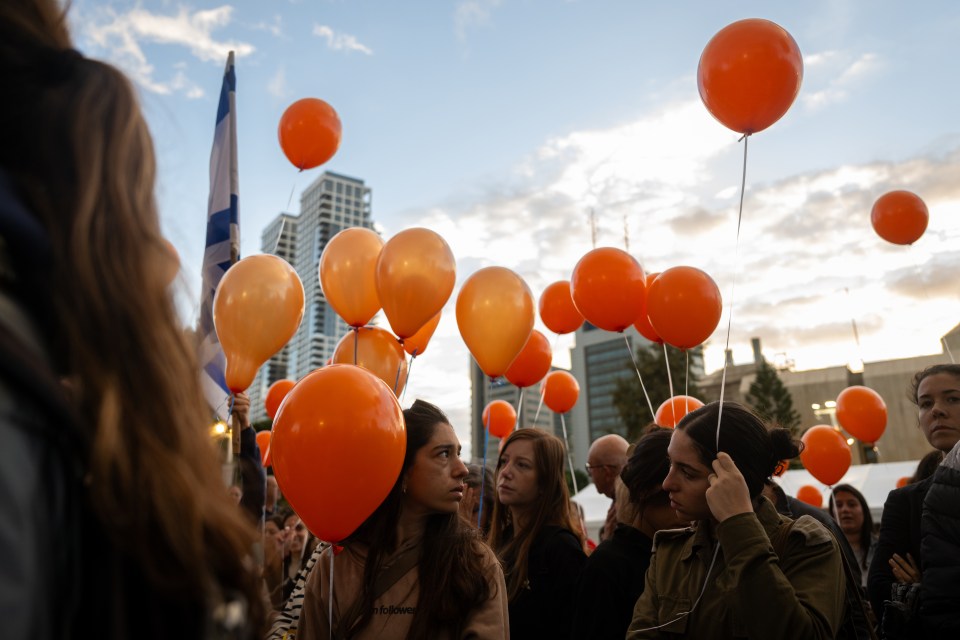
[[890, 552, 921, 583], [705, 452, 754, 522], [232, 392, 251, 430]]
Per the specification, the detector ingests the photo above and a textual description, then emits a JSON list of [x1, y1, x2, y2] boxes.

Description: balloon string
[[328, 547, 335, 640], [352, 327, 359, 365], [685, 351, 690, 415], [401, 352, 416, 405], [663, 342, 674, 400], [532, 385, 546, 426], [286, 177, 298, 212], [392, 361, 402, 394], [624, 334, 655, 418], [477, 377, 493, 529], [943, 338, 956, 364], [516, 387, 525, 429], [560, 413, 578, 495], [273, 216, 286, 254]]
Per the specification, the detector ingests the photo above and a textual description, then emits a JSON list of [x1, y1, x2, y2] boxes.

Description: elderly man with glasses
[[586, 434, 629, 542]]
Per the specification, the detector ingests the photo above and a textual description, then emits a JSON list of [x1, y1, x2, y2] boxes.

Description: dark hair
[[911, 449, 944, 483], [621, 428, 673, 511], [909, 364, 960, 404], [676, 402, 802, 498], [488, 428, 584, 600], [828, 484, 874, 570], [347, 399, 490, 637]]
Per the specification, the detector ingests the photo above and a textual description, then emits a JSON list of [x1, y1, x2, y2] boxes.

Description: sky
[[69, 0, 960, 453]]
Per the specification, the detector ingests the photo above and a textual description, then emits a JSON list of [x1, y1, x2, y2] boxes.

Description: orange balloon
[[376, 228, 456, 339], [214, 255, 305, 392], [633, 272, 662, 344], [505, 330, 553, 389], [278, 98, 341, 170], [800, 425, 851, 486], [871, 190, 929, 245], [541, 370, 580, 414], [836, 386, 887, 443], [655, 395, 705, 428], [571, 248, 646, 332], [265, 379, 296, 420], [403, 311, 441, 357], [539, 280, 584, 334], [483, 400, 517, 439], [332, 327, 408, 396], [698, 19, 803, 135], [319, 228, 383, 327], [796, 485, 823, 508], [256, 430, 272, 467], [896, 476, 910, 489], [456, 267, 535, 378], [271, 364, 405, 542], [646, 266, 722, 350]]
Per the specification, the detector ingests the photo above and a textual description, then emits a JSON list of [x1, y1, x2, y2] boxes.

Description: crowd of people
[[3, 0, 959, 638]]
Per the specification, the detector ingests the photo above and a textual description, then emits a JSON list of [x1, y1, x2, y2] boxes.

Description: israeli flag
[[199, 52, 239, 420]]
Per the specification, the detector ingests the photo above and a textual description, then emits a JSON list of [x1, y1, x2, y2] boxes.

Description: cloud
[[455, 0, 503, 41], [312, 24, 373, 55], [253, 14, 284, 38], [803, 51, 881, 110], [267, 65, 289, 98], [75, 5, 254, 96]]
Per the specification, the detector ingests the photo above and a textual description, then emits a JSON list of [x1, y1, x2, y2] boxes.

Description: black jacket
[[920, 464, 960, 634]]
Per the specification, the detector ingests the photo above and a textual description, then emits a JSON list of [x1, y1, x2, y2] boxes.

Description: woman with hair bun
[[627, 402, 847, 639]]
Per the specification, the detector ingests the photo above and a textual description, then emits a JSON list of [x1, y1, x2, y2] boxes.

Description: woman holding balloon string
[[488, 428, 588, 639], [298, 400, 509, 639]]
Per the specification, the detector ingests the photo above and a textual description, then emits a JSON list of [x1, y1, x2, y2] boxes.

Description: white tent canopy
[[572, 483, 611, 540]]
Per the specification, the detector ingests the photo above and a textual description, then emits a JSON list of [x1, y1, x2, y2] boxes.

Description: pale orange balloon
[[456, 267, 535, 378], [541, 370, 580, 414], [654, 395, 704, 428], [214, 255, 305, 392], [332, 326, 408, 396], [402, 311, 441, 357], [376, 228, 456, 339], [319, 227, 384, 327]]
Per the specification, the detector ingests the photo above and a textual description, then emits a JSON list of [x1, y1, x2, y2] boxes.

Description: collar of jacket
[[680, 496, 782, 563]]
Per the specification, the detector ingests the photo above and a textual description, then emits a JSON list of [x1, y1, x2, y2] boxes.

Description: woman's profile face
[[403, 422, 469, 517], [661, 429, 713, 522], [496, 438, 540, 511], [917, 372, 960, 452], [833, 491, 864, 538]]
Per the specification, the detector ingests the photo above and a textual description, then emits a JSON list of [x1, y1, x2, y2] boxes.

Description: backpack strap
[[332, 545, 420, 640]]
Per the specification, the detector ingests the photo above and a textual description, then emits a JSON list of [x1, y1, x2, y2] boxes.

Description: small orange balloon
[[319, 228, 383, 327], [836, 386, 887, 443], [896, 476, 910, 489], [655, 395, 705, 428], [376, 228, 456, 339], [646, 266, 722, 350], [278, 98, 342, 170], [456, 267, 535, 378], [256, 430, 272, 467], [505, 330, 553, 389], [539, 280, 584, 334], [541, 370, 580, 414], [871, 190, 929, 245], [698, 18, 803, 135], [265, 379, 296, 420], [332, 326, 408, 396], [214, 255, 305, 393], [633, 272, 662, 344], [271, 365, 405, 542], [483, 400, 517, 439], [402, 311, 441, 357], [800, 425, 851, 486], [571, 247, 646, 332], [796, 485, 823, 508]]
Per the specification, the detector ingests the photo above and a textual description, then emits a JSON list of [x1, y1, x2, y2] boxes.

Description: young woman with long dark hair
[[828, 483, 876, 588]]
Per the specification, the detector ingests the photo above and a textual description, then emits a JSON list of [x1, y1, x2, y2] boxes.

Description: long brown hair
[[487, 428, 583, 600], [0, 1, 264, 636]]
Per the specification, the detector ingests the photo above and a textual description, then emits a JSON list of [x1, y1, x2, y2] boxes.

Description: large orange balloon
[[698, 19, 803, 135], [332, 327, 408, 396], [655, 395, 705, 428], [256, 430, 272, 467], [271, 365, 405, 542], [633, 272, 662, 344], [483, 400, 517, 439], [646, 266, 722, 350], [214, 255, 305, 392], [402, 311, 441, 357], [541, 370, 580, 414], [796, 485, 823, 508], [505, 330, 553, 389], [278, 98, 341, 170], [456, 267, 535, 378], [836, 386, 887, 443], [871, 191, 929, 245], [265, 379, 296, 420], [376, 228, 456, 339], [539, 281, 584, 334], [800, 425, 851, 486], [319, 228, 383, 327], [571, 247, 646, 332]]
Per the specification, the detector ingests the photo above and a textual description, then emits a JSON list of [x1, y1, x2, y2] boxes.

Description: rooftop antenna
[[623, 213, 630, 251], [589, 208, 597, 248]]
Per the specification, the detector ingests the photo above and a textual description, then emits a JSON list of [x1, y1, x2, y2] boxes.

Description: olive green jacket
[[627, 497, 846, 639]]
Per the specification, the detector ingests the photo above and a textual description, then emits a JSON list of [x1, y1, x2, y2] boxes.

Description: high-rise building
[[248, 172, 373, 423]]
